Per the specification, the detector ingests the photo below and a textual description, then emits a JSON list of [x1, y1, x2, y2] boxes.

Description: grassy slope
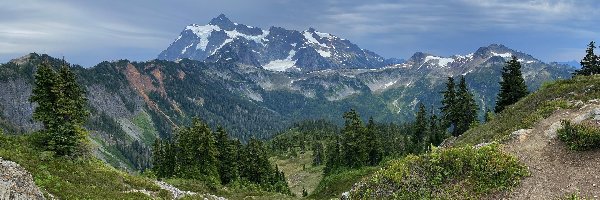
[[0, 134, 170, 199], [456, 75, 600, 146], [271, 151, 324, 197]]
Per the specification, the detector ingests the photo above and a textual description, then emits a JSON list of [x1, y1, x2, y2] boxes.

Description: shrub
[[350, 143, 529, 199], [558, 120, 600, 151]]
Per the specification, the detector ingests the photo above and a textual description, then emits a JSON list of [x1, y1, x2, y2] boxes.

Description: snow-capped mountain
[[158, 14, 386, 72]]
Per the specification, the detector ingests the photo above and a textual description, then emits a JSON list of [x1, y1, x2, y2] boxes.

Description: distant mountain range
[[554, 60, 581, 69], [0, 14, 575, 171]]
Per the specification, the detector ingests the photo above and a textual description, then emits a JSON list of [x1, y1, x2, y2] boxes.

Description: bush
[[558, 120, 600, 151], [350, 143, 529, 199]]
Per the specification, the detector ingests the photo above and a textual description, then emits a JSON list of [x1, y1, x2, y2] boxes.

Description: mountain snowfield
[[158, 14, 387, 72]]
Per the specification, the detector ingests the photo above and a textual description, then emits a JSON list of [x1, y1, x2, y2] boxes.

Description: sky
[[0, 0, 598, 67]]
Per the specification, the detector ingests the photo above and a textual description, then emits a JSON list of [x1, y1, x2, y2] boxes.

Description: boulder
[[0, 157, 45, 200]]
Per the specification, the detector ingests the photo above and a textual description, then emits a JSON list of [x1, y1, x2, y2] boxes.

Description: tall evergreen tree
[[365, 117, 382, 166], [440, 77, 458, 132], [428, 109, 445, 146], [239, 138, 273, 184], [30, 62, 89, 156], [175, 118, 219, 182], [412, 103, 428, 152], [495, 56, 528, 113], [575, 41, 600, 76], [341, 109, 368, 168], [324, 136, 341, 174], [455, 76, 478, 136], [312, 142, 324, 166], [215, 126, 238, 184]]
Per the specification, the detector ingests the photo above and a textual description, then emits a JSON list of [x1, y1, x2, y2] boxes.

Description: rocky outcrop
[[0, 157, 45, 200]]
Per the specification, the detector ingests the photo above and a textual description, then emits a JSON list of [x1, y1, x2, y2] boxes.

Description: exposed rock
[[511, 129, 533, 142], [0, 157, 46, 200]]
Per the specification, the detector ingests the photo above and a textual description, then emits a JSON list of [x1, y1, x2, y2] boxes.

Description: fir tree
[[366, 117, 382, 166], [412, 103, 428, 152], [575, 41, 600, 76], [440, 77, 458, 132], [324, 136, 341, 175], [455, 76, 478, 136], [215, 126, 238, 184], [312, 142, 324, 166], [495, 56, 528, 113], [428, 109, 445, 146], [175, 118, 219, 183], [30, 62, 89, 156], [341, 109, 368, 168]]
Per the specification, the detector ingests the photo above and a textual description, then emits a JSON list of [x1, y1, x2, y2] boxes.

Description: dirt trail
[[500, 102, 600, 199]]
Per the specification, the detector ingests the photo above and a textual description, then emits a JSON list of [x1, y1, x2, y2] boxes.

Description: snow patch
[[317, 50, 331, 58], [186, 24, 270, 52], [263, 49, 297, 71], [186, 24, 219, 51], [425, 56, 455, 67], [491, 52, 512, 58], [303, 31, 328, 48]]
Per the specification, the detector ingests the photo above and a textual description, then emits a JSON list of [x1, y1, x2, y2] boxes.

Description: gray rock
[[0, 157, 46, 200]]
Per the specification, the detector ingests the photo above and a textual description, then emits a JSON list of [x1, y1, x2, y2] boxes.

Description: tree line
[[151, 118, 291, 194]]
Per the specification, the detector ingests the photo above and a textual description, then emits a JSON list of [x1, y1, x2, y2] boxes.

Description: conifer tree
[[575, 41, 600, 75], [365, 117, 382, 166], [239, 138, 273, 184], [455, 76, 478, 136], [30, 62, 89, 156], [215, 126, 238, 184], [412, 103, 428, 152], [495, 56, 528, 113], [324, 136, 341, 174], [440, 77, 458, 132], [341, 109, 368, 168], [428, 110, 445, 146], [175, 118, 219, 182], [312, 142, 324, 166]]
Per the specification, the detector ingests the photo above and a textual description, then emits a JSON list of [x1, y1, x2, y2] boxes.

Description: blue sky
[[0, 0, 598, 67]]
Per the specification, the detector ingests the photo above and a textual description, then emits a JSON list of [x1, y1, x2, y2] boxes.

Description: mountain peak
[[209, 14, 235, 29]]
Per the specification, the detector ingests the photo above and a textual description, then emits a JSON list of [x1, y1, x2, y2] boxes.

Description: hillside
[[0, 41, 573, 171], [348, 75, 600, 199]]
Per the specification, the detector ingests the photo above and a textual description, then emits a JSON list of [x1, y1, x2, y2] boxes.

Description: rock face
[[0, 157, 45, 200]]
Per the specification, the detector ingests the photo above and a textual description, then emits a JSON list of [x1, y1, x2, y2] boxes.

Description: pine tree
[[174, 118, 219, 183], [341, 109, 368, 168], [428, 109, 445, 146], [440, 77, 458, 132], [312, 142, 324, 166], [152, 139, 166, 178], [365, 117, 382, 166], [455, 76, 478, 136], [30, 62, 89, 156], [215, 126, 238, 184], [324, 136, 341, 175], [495, 56, 529, 113], [575, 41, 600, 76], [239, 138, 273, 184], [412, 103, 428, 152]]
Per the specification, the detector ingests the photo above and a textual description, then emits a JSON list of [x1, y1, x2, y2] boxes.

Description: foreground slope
[[350, 75, 600, 199]]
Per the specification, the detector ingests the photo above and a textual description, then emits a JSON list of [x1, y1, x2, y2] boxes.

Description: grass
[[272, 150, 324, 197], [558, 120, 600, 151], [457, 75, 600, 146], [163, 178, 296, 200], [132, 110, 159, 146], [350, 143, 529, 199], [0, 133, 169, 199], [309, 167, 377, 199]]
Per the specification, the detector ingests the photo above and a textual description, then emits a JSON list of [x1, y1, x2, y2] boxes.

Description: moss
[[351, 144, 529, 199]]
